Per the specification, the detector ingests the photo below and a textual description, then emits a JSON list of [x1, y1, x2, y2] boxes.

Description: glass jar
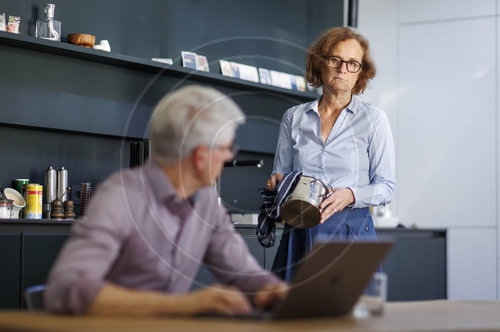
[[0, 198, 13, 219]]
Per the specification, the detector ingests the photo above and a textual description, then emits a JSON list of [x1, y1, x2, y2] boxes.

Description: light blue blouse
[[273, 95, 396, 208]]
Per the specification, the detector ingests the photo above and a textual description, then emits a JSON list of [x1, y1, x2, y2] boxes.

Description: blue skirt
[[272, 207, 377, 282]]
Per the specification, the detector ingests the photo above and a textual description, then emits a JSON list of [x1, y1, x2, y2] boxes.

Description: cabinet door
[[0, 234, 21, 308], [21, 234, 70, 306], [381, 236, 446, 301]]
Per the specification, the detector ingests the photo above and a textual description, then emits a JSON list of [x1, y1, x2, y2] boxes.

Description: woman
[[267, 27, 396, 281]]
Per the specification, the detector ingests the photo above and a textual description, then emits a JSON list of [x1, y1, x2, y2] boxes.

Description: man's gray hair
[[150, 85, 245, 165]]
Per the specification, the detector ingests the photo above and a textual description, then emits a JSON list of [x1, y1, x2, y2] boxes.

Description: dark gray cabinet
[[377, 229, 447, 301], [0, 234, 21, 308], [0, 221, 72, 309], [0, 221, 446, 309], [237, 226, 447, 302], [21, 234, 70, 306]]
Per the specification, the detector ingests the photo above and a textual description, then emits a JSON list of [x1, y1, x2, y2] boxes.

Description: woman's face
[[321, 38, 364, 95]]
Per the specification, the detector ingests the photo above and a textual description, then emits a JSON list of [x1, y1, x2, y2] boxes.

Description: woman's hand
[[266, 173, 284, 190], [319, 188, 355, 223]]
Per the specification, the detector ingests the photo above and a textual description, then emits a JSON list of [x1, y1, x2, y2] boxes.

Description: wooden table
[[1, 301, 500, 332]]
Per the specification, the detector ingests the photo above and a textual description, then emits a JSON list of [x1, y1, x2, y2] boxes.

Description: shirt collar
[[143, 159, 197, 205], [345, 95, 360, 115], [307, 95, 360, 115]]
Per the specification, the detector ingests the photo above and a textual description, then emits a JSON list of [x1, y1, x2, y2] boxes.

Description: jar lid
[[0, 198, 13, 206]]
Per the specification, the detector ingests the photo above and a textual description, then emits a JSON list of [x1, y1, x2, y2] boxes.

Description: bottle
[[35, 3, 61, 41]]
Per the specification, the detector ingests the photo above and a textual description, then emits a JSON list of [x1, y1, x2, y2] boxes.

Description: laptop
[[253, 241, 393, 320]]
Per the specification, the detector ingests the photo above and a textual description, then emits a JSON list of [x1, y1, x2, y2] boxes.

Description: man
[[45, 85, 286, 316]]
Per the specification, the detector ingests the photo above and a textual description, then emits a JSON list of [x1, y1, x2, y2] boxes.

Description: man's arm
[[202, 203, 284, 303], [86, 283, 253, 316]]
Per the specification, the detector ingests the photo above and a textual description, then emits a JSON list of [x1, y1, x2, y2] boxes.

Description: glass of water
[[354, 272, 388, 317]]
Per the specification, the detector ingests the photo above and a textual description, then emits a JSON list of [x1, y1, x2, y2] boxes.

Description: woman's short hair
[[150, 85, 245, 165], [306, 27, 376, 95]]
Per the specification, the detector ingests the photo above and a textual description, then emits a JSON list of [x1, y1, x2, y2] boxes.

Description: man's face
[[202, 142, 236, 187]]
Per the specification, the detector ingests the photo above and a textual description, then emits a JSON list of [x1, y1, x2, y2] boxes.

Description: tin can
[[12, 178, 29, 218], [25, 183, 43, 220]]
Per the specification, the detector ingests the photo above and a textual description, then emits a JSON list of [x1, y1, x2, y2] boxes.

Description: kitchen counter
[[1, 219, 445, 234], [0, 219, 74, 233]]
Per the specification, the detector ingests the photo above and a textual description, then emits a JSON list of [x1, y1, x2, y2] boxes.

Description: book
[[230, 62, 240, 78], [258, 68, 271, 85], [270, 70, 292, 90], [219, 60, 233, 77], [235, 62, 259, 83], [151, 58, 173, 65], [295, 75, 306, 92], [181, 51, 197, 69], [195, 54, 209, 72]]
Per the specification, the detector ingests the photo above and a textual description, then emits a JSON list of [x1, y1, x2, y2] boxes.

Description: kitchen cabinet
[[266, 226, 447, 301], [21, 234, 70, 307], [0, 221, 72, 309], [0, 234, 21, 309], [0, 221, 446, 308], [377, 228, 447, 301], [191, 225, 447, 302]]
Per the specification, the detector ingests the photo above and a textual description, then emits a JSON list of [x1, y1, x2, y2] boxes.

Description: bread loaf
[[67, 34, 95, 48]]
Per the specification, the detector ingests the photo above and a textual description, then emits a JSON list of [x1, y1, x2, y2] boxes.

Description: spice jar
[[0, 198, 13, 219]]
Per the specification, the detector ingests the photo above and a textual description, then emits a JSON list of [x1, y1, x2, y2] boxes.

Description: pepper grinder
[[64, 200, 76, 219], [50, 198, 64, 219], [63, 185, 76, 219]]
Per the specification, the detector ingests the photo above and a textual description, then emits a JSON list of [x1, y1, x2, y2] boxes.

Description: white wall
[[358, 0, 498, 300]]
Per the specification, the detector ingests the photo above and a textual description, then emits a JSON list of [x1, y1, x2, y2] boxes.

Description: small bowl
[[67, 33, 96, 48]]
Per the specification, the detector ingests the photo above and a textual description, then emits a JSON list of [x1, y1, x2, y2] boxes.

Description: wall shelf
[[0, 31, 319, 102], [0, 30, 316, 212]]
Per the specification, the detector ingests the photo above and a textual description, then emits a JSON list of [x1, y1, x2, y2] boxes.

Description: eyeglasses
[[215, 143, 239, 155], [324, 56, 363, 73]]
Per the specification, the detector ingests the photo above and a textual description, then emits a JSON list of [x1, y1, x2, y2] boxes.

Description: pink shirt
[[45, 160, 280, 314]]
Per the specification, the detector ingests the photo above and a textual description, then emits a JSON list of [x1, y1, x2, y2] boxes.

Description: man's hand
[[178, 284, 252, 316], [254, 282, 289, 311]]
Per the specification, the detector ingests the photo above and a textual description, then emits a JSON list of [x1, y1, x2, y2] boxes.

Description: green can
[[12, 179, 29, 219]]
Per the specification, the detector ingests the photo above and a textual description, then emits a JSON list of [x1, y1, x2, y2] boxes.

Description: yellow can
[[25, 183, 43, 220]]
